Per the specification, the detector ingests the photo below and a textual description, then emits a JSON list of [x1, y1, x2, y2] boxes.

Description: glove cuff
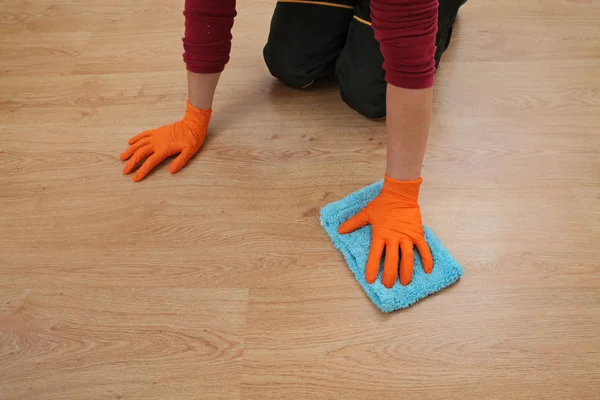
[[184, 101, 212, 131], [382, 175, 423, 202]]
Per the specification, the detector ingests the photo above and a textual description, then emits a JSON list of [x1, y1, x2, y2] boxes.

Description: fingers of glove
[[169, 147, 195, 174], [338, 209, 369, 234], [399, 240, 415, 286], [128, 130, 153, 145], [133, 153, 165, 182], [365, 238, 385, 284], [415, 239, 434, 274], [122, 145, 154, 175], [120, 139, 150, 161], [382, 240, 399, 288]]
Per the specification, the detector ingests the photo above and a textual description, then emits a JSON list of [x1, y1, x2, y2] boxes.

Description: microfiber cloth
[[320, 181, 463, 312]]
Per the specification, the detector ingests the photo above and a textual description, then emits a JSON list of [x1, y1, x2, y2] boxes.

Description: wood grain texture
[[0, 289, 248, 399], [1, 0, 599, 399]]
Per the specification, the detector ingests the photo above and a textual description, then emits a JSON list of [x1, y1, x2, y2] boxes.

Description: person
[[120, 0, 466, 288]]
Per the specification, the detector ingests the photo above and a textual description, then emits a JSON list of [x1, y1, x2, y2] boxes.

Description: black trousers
[[263, 0, 466, 119]]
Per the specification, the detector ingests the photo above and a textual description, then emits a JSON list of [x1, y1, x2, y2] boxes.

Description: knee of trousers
[[337, 65, 387, 119], [263, 43, 319, 89]]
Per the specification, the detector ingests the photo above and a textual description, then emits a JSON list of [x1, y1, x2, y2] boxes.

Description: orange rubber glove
[[120, 101, 212, 181], [338, 176, 434, 288]]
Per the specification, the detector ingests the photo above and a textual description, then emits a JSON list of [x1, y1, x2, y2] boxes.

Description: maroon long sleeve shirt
[[182, 0, 438, 89]]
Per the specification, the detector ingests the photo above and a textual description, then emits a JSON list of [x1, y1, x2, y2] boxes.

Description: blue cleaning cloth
[[320, 181, 463, 312]]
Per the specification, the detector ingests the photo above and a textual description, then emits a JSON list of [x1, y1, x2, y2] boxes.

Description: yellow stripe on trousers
[[277, 0, 355, 10], [353, 15, 371, 26]]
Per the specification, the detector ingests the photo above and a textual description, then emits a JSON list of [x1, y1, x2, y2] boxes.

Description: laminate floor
[[1, 1, 599, 399]]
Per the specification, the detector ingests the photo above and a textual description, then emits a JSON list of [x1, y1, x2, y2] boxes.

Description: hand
[[120, 101, 212, 181], [338, 176, 433, 288]]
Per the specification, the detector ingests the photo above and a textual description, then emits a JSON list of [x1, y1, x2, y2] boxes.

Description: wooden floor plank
[[0, 289, 248, 399]]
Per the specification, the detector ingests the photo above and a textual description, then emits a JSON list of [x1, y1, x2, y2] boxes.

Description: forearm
[[369, 0, 437, 180], [183, 0, 235, 110], [385, 84, 432, 181], [187, 71, 220, 110]]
